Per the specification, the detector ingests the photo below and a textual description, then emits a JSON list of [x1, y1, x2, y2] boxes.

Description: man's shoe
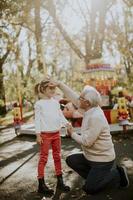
[[117, 166, 129, 188]]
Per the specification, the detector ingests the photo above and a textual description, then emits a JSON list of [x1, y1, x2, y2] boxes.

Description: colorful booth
[[83, 63, 117, 95], [103, 109, 118, 124], [83, 62, 118, 124]]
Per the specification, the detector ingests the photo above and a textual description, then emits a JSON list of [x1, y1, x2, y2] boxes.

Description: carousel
[[83, 62, 118, 124], [83, 63, 117, 95]]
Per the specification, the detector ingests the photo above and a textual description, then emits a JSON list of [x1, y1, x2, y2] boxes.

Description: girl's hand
[[36, 134, 43, 145], [66, 123, 73, 137]]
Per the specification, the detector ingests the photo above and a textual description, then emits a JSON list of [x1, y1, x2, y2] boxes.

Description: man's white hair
[[82, 85, 102, 107]]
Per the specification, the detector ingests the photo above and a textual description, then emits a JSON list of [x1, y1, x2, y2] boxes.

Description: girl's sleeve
[[34, 102, 41, 134]]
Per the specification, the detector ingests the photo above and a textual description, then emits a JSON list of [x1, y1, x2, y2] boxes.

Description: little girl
[[34, 79, 70, 196]]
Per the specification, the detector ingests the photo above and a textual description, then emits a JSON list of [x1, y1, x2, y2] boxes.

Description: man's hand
[[46, 76, 60, 87], [36, 134, 43, 145], [66, 123, 73, 137]]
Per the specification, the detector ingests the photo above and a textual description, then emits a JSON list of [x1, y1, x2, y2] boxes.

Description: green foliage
[[1, 0, 20, 18], [0, 99, 4, 107], [1, 0, 133, 107]]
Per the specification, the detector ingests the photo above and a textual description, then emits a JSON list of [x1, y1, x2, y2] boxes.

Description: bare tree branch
[[77, 0, 89, 26], [42, 16, 50, 29], [83, 0, 91, 16], [26, 39, 36, 77], [123, 0, 133, 7], [10, 22, 34, 33], [45, 0, 85, 59]]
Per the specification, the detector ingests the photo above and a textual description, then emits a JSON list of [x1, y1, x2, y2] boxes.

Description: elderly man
[[53, 81, 129, 194]]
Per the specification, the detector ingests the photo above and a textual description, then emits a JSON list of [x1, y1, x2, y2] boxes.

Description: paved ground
[[0, 127, 133, 200], [19, 123, 133, 136]]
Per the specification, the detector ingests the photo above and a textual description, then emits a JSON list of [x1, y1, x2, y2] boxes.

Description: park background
[[0, 0, 133, 120], [0, 1, 133, 200]]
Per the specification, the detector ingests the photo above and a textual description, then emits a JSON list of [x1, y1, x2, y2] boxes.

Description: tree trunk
[[0, 67, 6, 114], [34, 0, 47, 74], [0, 51, 9, 114]]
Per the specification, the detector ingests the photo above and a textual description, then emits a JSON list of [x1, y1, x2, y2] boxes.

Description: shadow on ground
[[0, 132, 133, 200]]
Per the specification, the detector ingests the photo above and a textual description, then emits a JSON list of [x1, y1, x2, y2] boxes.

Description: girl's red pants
[[38, 131, 62, 179]]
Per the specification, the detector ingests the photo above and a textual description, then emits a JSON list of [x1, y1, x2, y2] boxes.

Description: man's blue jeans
[[66, 153, 120, 194]]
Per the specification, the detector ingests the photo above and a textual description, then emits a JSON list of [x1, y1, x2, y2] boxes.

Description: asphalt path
[[0, 127, 133, 200]]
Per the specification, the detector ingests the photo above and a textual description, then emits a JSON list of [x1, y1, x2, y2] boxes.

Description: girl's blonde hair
[[34, 83, 40, 96], [39, 80, 50, 94], [35, 78, 56, 97]]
